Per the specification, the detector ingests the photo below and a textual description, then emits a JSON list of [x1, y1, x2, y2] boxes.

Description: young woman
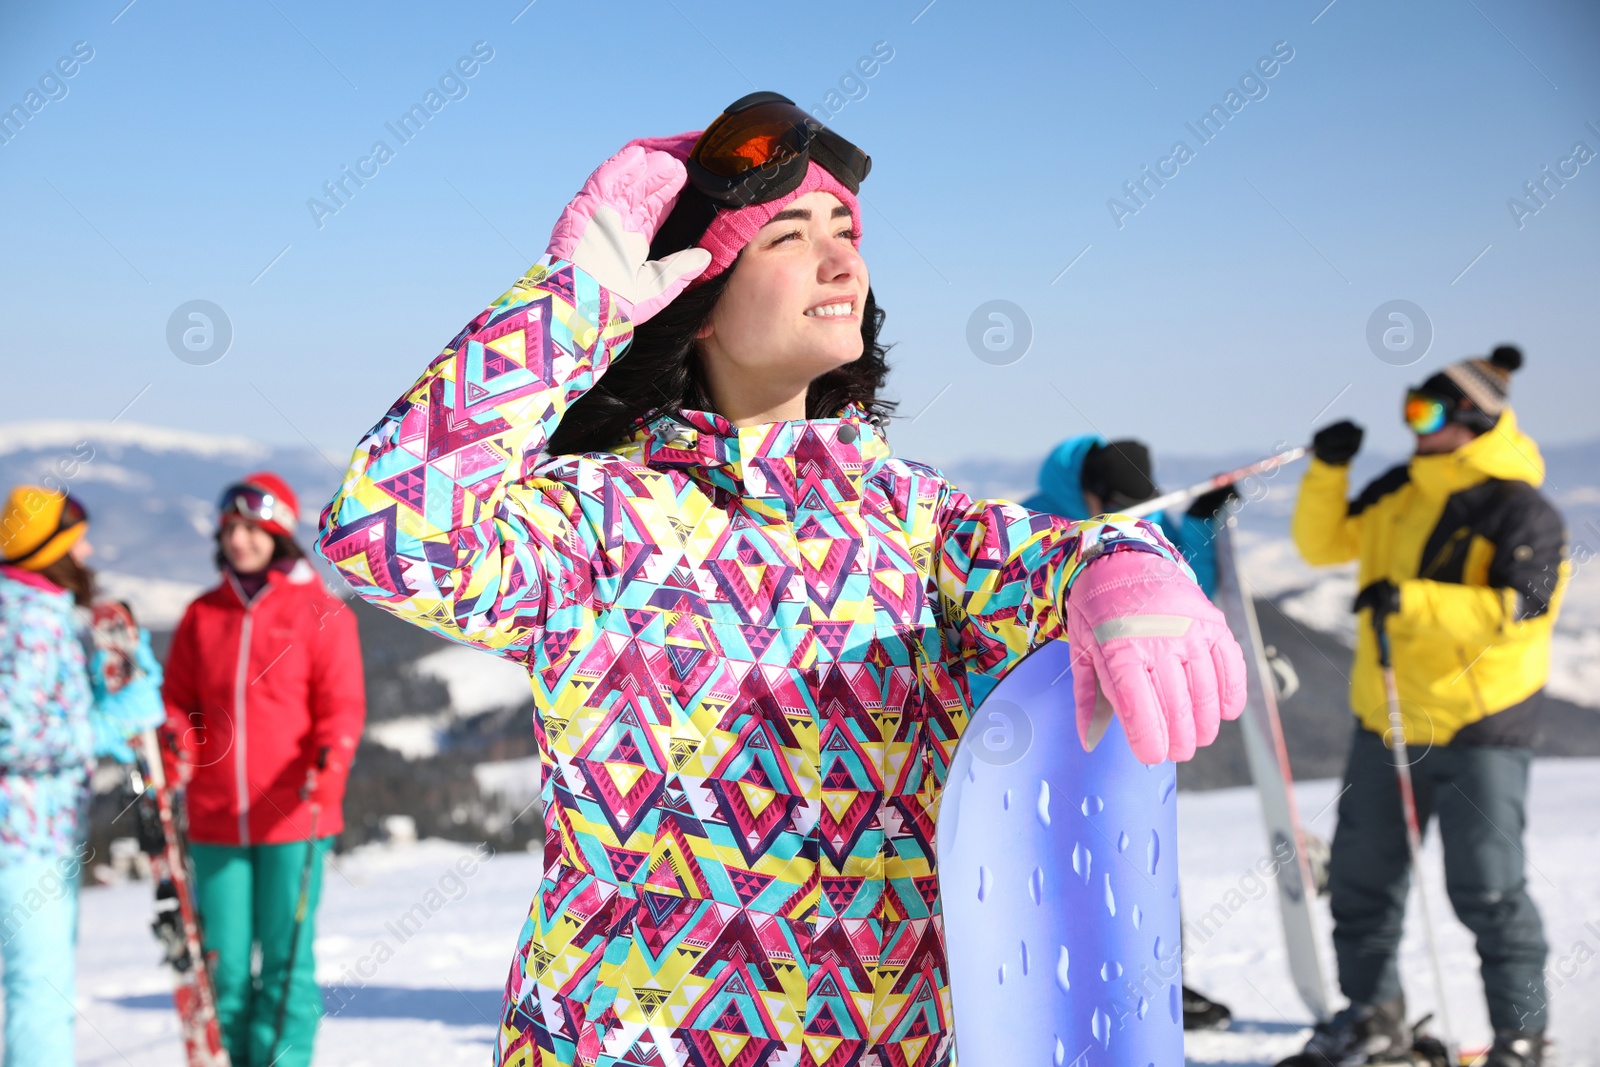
[[0, 487, 163, 1067], [161, 472, 365, 1067], [319, 93, 1247, 1067]]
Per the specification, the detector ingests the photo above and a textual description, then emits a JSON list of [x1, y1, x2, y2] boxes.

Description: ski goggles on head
[[56, 494, 88, 536], [687, 91, 872, 207], [1404, 390, 1451, 435], [218, 483, 295, 532], [1, 493, 87, 567]]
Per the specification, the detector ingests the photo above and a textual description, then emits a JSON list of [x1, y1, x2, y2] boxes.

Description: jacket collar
[[615, 402, 892, 512], [0, 564, 69, 597], [223, 557, 319, 608], [1408, 408, 1544, 498]]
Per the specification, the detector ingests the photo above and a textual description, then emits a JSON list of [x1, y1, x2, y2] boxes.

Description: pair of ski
[[93, 602, 230, 1067]]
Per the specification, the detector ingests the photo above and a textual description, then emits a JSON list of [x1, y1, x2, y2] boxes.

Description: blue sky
[[2, 0, 1596, 477]]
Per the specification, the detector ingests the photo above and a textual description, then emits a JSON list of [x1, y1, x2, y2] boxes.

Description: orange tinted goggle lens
[[693, 102, 811, 179], [1405, 393, 1447, 434]]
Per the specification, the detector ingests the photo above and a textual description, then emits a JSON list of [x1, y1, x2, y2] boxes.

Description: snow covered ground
[[1180, 761, 1600, 1066], [69, 761, 1599, 1065]]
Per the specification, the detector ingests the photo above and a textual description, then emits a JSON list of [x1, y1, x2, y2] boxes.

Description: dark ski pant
[[1329, 727, 1548, 1032], [191, 837, 332, 1067]]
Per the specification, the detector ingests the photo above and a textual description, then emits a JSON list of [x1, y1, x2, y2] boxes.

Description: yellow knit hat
[[0, 486, 88, 572]]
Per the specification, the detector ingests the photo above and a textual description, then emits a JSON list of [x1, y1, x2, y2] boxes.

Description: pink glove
[[546, 144, 712, 325], [1066, 551, 1247, 764]]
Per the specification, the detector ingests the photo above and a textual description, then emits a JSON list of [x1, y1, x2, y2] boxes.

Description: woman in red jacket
[[161, 471, 366, 1067]]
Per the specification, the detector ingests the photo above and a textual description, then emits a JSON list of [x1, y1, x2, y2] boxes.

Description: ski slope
[[66, 761, 1599, 1066]]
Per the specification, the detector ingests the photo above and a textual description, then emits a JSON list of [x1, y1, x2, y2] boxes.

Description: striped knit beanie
[[1420, 345, 1522, 432]]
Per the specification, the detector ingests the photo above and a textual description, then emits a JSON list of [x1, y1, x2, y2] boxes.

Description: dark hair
[[213, 528, 306, 573], [547, 265, 894, 455], [37, 554, 94, 607]]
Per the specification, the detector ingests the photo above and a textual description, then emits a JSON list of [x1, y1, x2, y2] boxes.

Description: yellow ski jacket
[[1292, 410, 1568, 746]]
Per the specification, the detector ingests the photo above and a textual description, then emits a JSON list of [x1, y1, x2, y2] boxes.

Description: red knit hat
[[219, 471, 300, 539]]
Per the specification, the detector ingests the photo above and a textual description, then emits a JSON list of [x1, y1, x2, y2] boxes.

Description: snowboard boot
[[1181, 985, 1233, 1031], [1274, 996, 1409, 1066], [1481, 1031, 1545, 1067]]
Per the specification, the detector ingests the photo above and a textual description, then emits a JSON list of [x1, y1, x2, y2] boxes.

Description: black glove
[[1312, 420, 1364, 465], [1187, 485, 1239, 519], [1352, 579, 1401, 624]]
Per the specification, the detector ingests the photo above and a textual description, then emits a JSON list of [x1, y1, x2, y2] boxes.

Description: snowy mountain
[[17, 418, 1600, 852], [0, 419, 345, 623]]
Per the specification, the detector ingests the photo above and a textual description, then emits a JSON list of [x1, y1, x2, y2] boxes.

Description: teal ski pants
[[190, 838, 332, 1067]]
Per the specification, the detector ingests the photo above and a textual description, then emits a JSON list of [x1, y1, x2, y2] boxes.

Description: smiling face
[[220, 516, 276, 574], [1413, 422, 1477, 455], [695, 190, 868, 423]]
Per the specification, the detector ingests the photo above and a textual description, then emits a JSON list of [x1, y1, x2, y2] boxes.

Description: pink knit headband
[[693, 161, 861, 284], [623, 132, 864, 285]]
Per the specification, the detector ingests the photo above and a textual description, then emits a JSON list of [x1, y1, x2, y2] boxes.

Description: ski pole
[[1124, 446, 1310, 519], [1371, 612, 1457, 1065], [270, 745, 330, 1060]]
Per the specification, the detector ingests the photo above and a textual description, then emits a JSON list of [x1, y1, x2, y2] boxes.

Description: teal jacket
[[1023, 434, 1219, 597]]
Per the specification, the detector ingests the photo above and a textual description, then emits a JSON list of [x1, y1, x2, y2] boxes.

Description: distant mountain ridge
[[17, 418, 1591, 855], [0, 419, 344, 607]]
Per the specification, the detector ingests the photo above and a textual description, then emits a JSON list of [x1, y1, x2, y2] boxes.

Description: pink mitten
[[1066, 551, 1247, 764], [546, 144, 712, 325]]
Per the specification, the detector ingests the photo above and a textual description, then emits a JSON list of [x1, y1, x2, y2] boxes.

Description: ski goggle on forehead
[[1404, 390, 1450, 435], [688, 91, 872, 207], [218, 483, 294, 532]]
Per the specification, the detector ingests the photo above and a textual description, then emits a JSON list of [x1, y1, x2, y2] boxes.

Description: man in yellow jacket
[[1283, 346, 1566, 1067]]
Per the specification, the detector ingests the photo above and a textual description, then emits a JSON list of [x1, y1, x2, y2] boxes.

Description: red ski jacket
[[160, 560, 366, 845]]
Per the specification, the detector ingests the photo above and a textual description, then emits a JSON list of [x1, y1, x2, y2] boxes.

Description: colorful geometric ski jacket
[[0, 566, 92, 859], [317, 260, 1186, 1067]]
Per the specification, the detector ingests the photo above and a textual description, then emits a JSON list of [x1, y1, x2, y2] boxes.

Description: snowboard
[[937, 640, 1183, 1067], [1211, 517, 1332, 1022], [89, 599, 143, 691]]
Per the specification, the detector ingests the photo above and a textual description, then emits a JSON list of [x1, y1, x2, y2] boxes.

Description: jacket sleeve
[[1167, 511, 1219, 600], [88, 628, 166, 763], [1397, 488, 1569, 644], [1292, 459, 1361, 566], [316, 259, 629, 663], [158, 604, 201, 785], [921, 470, 1190, 674], [306, 595, 367, 810]]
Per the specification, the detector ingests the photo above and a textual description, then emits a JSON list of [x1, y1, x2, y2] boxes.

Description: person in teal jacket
[[1024, 435, 1232, 597], [0, 486, 164, 1067], [1025, 435, 1237, 1030]]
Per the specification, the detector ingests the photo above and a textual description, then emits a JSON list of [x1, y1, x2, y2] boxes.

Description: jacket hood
[[1022, 434, 1105, 520], [1409, 408, 1543, 498]]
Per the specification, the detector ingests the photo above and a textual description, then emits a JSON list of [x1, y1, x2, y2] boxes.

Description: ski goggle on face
[[218, 483, 294, 532], [1404, 390, 1451, 435], [687, 91, 872, 207]]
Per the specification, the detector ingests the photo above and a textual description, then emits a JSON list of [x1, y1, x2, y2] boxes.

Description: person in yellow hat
[[0, 486, 165, 1066]]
